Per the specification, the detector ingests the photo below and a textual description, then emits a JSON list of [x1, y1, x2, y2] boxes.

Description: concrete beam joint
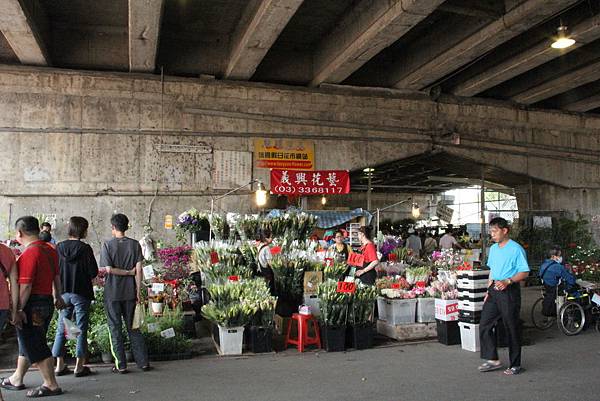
[[391, 0, 580, 90], [129, 0, 164, 73], [453, 14, 600, 97], [0, 0, 48, 65], [223, 0, 304, 80], [309, 0, 443, 86]]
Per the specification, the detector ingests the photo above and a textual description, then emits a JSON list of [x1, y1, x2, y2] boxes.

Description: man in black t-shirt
[[100, 214, 150, 373]]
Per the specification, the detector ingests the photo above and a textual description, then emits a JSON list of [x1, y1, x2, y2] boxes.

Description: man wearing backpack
[[1, 216, 65, 397]]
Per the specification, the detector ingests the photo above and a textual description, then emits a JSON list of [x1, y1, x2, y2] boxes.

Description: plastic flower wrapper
[[209, 213, 229, 240], [175, 208, 209, 242], [350, 284, 378, 325], [380, 236, 399, 257], [317, 279, 352, 326], [270, 254, 307, 301], [405, 266, 431, 285]]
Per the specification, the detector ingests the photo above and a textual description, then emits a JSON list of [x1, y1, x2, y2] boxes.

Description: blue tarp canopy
[[267, 208, 372, 229]]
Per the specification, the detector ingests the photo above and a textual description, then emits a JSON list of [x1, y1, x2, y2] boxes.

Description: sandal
[[55, 367, 72, 377], [141, 365, 153, 372], [504, 367, 523, 375], [111, 367, 128, 374], [478, 361, 503, 372], [26, 385, 63, 398], [74, 366, 92, 378], [1, 377, 25, 391]]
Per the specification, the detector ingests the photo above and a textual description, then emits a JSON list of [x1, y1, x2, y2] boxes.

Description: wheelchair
[[558, 288, 600, 336]]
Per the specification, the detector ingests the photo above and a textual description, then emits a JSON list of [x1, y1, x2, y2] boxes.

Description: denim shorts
[[16, 295, 54, 364]]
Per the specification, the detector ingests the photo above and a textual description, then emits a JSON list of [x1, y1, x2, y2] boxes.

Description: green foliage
[[351, 285, 377, 325], [317, 280, 352, 327], [201, 279, 277, 328]]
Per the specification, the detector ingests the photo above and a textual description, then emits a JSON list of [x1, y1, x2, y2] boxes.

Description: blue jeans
[[52, 293, 91, 359]]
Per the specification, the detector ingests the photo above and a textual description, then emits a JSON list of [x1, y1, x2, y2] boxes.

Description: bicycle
[[558, 289, 600, 336]]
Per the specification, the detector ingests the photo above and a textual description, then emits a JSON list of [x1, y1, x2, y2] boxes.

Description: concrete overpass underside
[[0, 1, 599, 242]]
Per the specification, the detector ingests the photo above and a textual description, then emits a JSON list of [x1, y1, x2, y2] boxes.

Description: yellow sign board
[[254, 139, 314, 170], [164, 215, 173, 230]]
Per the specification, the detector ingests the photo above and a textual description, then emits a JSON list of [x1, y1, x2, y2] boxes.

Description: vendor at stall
[[328, 230, 352, 263], [355, 227, 379, 285], [256, 228, 275, 294]]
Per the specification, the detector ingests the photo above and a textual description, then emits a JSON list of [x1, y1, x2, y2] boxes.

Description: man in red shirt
[[1, 216, 65, 397]]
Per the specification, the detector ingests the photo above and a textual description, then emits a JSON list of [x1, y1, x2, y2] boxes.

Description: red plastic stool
[[284, 313, 322, 352]]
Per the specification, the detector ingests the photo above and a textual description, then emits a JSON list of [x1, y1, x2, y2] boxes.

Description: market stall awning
[[307, 208, 372, 229]]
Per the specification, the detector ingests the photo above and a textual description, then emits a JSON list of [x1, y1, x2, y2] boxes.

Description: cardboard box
[[435, 299, 459, 321], [303, 271, 323, 295]]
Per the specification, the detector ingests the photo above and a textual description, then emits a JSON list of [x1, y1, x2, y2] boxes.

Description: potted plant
[[350, 284, 377, 349], [151, 293, 165, 315], [91, 323, 113, 364], [317, 280, 352, 352]]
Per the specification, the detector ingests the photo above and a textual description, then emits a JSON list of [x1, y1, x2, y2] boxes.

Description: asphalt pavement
[[1, 287, 599, 401]]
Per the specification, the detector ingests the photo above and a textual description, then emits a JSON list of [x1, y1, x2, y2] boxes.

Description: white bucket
[[218, 326, 245, 355]]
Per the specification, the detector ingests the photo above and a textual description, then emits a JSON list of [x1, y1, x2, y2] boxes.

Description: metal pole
[[376, 208, 380, 236], [480, 168, 486, 264], [367, 173, 372, 211], [209, 197, 214, 246]]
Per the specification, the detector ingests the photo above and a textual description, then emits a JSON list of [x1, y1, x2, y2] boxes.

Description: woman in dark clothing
[[52, 217, 98, 377], [355, 227, 379, 285]]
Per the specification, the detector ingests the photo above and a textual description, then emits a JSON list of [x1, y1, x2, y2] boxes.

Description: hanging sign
[[255, 139, 314, 170], [347, 252, 365, 267], [270, 169, 350, 195], [436, 201, 454, 223], [209, 252, 220, 265]]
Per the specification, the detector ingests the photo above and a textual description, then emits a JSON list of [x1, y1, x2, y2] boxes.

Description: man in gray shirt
[[405, 228, 422, 256], [100, 214, 150, 373]]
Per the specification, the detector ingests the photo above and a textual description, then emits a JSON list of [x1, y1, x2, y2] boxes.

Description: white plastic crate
[[303, 294, 321, 317], [458, 299, 485, 311], [456, 270, 489, 280], [388, 298, 417, 325], [377, 296, 389, 322], [458, 290, 486, 302], [416, 297, 435, 323], [459, 322, 480, 352], [457, 278, 489, 290], [218, 326, 245, 355], [435, 299, 459, 322]]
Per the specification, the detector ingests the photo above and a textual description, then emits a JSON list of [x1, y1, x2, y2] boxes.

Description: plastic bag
[[132, 303, 145, 330], [63, 317, 81, 340]]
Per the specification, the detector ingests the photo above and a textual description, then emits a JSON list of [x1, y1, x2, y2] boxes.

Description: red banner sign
[[209, 252, 219, 265], [228, 275, 240, 282], [270, 169, 350, 196], [336, 281, 357, 294]]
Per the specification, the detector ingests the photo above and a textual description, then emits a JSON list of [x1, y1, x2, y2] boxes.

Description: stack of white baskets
[[457, 269, 489, 352]]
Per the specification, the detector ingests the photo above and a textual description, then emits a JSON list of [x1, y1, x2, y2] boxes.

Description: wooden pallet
[[376, 320, 437, 341]]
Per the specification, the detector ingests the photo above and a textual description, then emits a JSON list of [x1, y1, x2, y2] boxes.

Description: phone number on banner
[[273, 186, 345, 195]]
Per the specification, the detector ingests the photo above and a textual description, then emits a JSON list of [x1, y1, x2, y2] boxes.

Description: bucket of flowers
[[350, 284, 378, 349], [175, 208, 209, 242], [317, 280, 352, 352]]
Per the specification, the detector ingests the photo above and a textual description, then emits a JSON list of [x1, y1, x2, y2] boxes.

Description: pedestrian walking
[[0, 242, 18, 341], [52, 217, 98, 378], [100, 213, 150, 374], [477, 217, 529, 376], [1, 216, 64, 397]]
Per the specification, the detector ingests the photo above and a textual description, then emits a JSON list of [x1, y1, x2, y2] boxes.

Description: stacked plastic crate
[[457, 269, 489, 351]]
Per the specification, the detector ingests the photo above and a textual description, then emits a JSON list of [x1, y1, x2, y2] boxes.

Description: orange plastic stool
[[284, 313, 322, 352]]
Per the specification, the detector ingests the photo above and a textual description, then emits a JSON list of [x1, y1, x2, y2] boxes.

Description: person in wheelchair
[[539, 246, 577, 317]]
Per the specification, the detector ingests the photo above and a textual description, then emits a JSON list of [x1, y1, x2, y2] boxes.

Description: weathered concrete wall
[[0, 66, 599, 246]]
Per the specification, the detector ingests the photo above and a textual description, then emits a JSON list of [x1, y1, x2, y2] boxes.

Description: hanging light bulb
[[321, 195, 327, 205], [411, 203, 421, 219], [551, 24, 575, 49], [255, 181, 267, 207]]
